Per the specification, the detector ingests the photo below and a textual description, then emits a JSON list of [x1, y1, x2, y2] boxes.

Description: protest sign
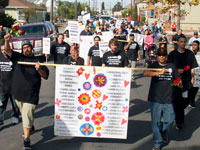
[[55, 65, 131, 139], [68, 21, 79, 44], [79, 36, 94, 65], [42, 37, 50, 54], [194, 67, 200, 87], [99, 41, 110, 58]]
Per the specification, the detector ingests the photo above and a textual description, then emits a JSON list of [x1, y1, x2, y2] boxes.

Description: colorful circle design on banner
[[78, 114, 83, 120], [80, 123, 94, 136], [78, 93, 91, 105], [85, 116, 90, 122], [92, 90, 101, 99], [83, 82, 92, 90], [84, 108, 91, 115], [102, 106, 108, 111], [97, 132, 101, 137], [91, 112, 105, 125], [77, 106, 83, 112], [93, 74, 107, 87], [96, 126, 102, 131]]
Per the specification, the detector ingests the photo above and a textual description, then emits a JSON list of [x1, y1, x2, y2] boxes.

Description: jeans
[[128, 60, 137, 80], [150, 102, 175, 146], [0, 92, 19, 125]]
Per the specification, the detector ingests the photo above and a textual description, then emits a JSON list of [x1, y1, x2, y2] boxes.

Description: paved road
[[1, 60, 200, 150]]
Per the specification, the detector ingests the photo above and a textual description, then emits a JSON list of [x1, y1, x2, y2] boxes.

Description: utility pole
[[50, 0, 53, 23], [75, 0, 77, 20]]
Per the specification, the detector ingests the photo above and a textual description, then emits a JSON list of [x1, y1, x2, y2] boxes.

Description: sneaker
[[22, 126, 35, 137], [176, 124, 183, 130], [12, 117, 19, 125], [23, 138, 31, 150], [189, 103, 196, 108], [152, 145, 160, 150], [161, 132, 169, 144]]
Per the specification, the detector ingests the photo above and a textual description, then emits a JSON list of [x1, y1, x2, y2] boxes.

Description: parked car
[[10, 21, 57, 56]]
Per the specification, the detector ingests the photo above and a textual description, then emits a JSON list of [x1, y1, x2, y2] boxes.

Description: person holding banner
[[102, 38, 128, 67], [4, 35, 49, 150], [168, 35, 198, 130], [62, 46, 84, 65], [114, 28, 127, 52], [144, 47, 182, 150], [87, 36, 102, 66], [124, 34, 140, 81], [50, 33, 70, 64]]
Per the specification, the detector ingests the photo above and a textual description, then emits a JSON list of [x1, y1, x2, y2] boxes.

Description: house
[[5, 0, 47, 23]]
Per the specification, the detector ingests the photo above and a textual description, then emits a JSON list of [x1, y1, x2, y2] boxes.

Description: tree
[[0, 0, 9, 8], [0, 13, 15, 28], [112, 2, 123, 13], [122, 9, 132, 18], [101, 2, 105, 14], [20, 8, 36, 23], [133, 4, 138, 21], [149, 0, 199, 30]]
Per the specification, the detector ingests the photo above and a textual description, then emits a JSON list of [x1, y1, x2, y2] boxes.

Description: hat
[[21, 39, 32, 48], [194, 32, 198, 35], [157, 47, 167, 55]]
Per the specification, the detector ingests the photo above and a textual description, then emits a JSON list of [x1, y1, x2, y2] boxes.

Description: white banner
[[68, 21, 79, 44], [55, 66, 131, 139], [194, 67, 200, 87], [42, 37, 50, 54]]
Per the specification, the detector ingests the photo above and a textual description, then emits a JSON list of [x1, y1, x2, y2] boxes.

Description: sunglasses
[[157, 54, 167, 56]]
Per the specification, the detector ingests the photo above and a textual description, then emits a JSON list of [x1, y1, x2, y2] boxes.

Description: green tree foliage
[[0, 13, 16, 27], [20, 8, 36, 23], [112, 2, 123, 13], [133, 4, 138, 21], [0, 0, 9, 8], [101, 2, 105, 14], [57, 1, 87, 19], [122, 9, 133, 18]]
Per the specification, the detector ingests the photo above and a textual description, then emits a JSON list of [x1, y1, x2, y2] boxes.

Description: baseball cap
[[21, 39, 32, 48], [194, 32, 198, 35], [157, 47, 167, 56]]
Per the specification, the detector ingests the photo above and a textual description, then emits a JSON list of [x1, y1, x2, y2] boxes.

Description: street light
[[75, 0, 78, 20]]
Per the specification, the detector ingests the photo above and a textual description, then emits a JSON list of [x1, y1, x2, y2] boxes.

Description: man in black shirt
[[168, 35, 198, 130], [50, 33, 70, 64], [172, 29, 184, 50], [102, 38, 128, 67], [114, 28, 127, 52], [124, 34, 140, 81], [144, 47, 182, 150], [87, 36, 102, 66], [0, 44, 19, 129], [62, 46, 84, 65], [4, 35, 49, 150], [80, 25, 92, 36]]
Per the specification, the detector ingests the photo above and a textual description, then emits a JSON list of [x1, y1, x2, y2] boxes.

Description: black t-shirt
[[125, 41, 140, 61], [168, 49, 198, 90], [50, 41, 70, 64], [0, 50, 13, 94], [102, 51, 129, 67], [148, 62, 180, 104], [88, 45, 102, 66], [62, 56, 84, 65], [80, 30, 92, 36], [131, 29, 141, 34], [10, 51, 49, 105]]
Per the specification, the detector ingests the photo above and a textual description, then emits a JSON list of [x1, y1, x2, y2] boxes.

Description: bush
[[0, 13, 16, 28]]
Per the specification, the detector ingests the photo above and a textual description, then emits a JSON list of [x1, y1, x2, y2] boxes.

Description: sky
[[60, 0, 130, 10]]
